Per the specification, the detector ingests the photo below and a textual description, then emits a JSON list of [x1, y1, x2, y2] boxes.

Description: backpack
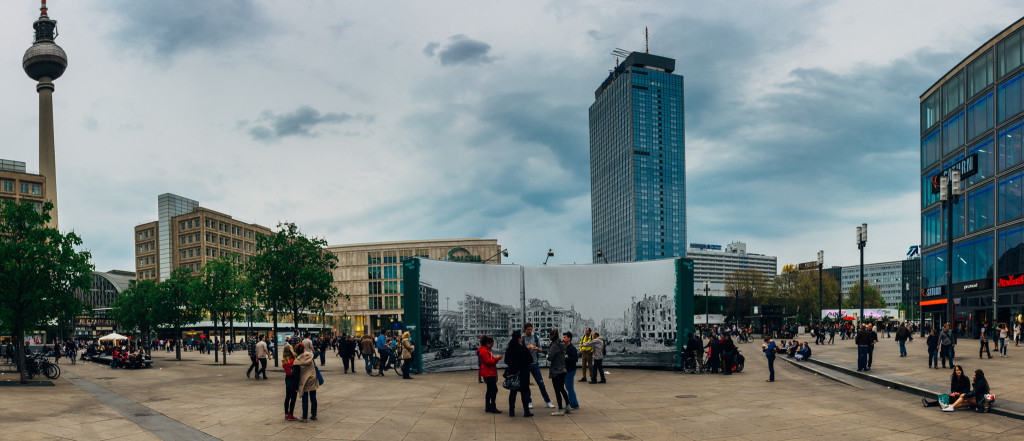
[[601, 339, 607, 356]]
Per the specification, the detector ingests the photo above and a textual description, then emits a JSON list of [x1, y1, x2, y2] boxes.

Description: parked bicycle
[[22, 353, 60, 380]]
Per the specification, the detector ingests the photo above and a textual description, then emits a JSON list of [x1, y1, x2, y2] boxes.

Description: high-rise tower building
[[590, 51, 685, 262], [22, 0, 67, 229]]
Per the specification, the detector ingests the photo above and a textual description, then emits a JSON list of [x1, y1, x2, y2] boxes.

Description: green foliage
[[844, 282, 886, 309], [196, 256, 250, 364], [110, 279, 159, 348], [723, 268, 772, 321], [771, 267, 841, 323], [0, 200, 93, 382], [247, 222, 340, 334], [151, 267, 203, 360]]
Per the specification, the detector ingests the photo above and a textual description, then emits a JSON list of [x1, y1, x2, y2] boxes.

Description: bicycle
[[23, 354, 60, 380], [371, 349, 401, 376]]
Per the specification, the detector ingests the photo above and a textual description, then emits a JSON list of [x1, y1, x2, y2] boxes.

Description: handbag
[[315, 365, 324, 385], [502, 370, 520, 391]]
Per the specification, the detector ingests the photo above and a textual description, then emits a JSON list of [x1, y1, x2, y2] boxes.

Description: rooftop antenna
[[645, 26, 649, 54], [40, 0, 48, 17]]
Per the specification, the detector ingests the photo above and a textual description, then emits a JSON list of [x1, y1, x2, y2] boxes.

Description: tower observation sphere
[[23, 0, 67, 82]]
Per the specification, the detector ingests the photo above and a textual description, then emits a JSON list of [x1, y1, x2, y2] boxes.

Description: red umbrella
[[199, 334, 206, 339], [843, 316, 856, 321]]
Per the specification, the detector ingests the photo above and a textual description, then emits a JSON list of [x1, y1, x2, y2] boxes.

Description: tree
[[0, 200, 93, 383], [151, 267, 203, 361], [771, 267, 841, 324], [247, 222, 340, 366], [844, 282, 886, 310], [196, 256, 248, 365], [723, 268, 772, 323], [110, 279, 160, 355]]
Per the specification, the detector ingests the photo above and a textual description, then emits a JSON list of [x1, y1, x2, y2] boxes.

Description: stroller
[[921, 393, 995, 412]]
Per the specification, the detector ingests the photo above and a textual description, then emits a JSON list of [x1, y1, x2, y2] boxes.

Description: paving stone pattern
[[2, 344, 1024, 440]]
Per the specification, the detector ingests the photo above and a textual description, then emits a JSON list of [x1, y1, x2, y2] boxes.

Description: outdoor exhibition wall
[[401, 258, 693, 373]]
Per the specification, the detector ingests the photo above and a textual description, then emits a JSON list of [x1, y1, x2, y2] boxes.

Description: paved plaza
[[3, 342, 1024, 441]]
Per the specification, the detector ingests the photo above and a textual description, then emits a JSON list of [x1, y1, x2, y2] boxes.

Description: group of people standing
[[477, 324, 607, 417]]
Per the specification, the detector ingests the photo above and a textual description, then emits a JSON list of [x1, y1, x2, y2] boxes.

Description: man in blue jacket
[[762, 337, 776, 382]]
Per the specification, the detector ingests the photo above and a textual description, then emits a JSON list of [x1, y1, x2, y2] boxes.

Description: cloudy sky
[[1, 1, 1020, 272]]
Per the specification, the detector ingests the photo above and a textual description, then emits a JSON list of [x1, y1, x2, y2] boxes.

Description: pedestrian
[[855, 324, 871, 372], [579, 328, 594, 383], [939, 323, 956, 369], [477, 335, 503, 414], [867, 324, 879, 370], [523, 323, 555, 409], [979, 323, 992, 359], [562, 332, 579, 411], [999, 325, 1007, 360], [926, 328, 939, 369], [339, 334, 356, 373], [583, 332, 607, 383], [895, 323, 910, 357], [1015, 322, 1021, 347], [245, 332, 260, 379], [282, 343, 298, 421], [293, 343, 318, 422], [761, 336, 777, 382], [359, 334, 374, 375], [400, 331, 415, 379], [828, 325, 835, 344], [375, 331, 392, 376], [720, 334, 737, 375], [705, 334, 721, 374], [504, 330, 533, 418], [256, 335, 269, 380], [318, 337, 328, 366], [546, 328, 570, 416]]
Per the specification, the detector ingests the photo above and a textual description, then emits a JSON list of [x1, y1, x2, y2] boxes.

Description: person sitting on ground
[[947, 365, 971, 405], [787, 340, 799, 358], [944, 369, 989, 411], [795, 343, 811, 361]]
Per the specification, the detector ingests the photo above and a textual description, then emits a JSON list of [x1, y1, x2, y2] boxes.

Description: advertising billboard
[[402, 258, 693, 372]]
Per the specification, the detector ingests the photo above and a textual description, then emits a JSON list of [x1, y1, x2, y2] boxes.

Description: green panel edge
[[675, 258, 694, 370], [402, 257, 423, 371]]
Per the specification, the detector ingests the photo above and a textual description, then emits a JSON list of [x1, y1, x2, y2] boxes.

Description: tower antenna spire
[[40, 0, 48, 17], [645, 26, 649, 54]]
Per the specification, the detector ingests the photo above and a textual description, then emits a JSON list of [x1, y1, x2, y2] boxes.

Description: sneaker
[[545, 402, 555, 408], [523, 412, 533, 418], [551, 409, 565, 416], [285, 414, 298, 421], [942, 406, 955, 412], [311, 416, 317, 420], [570, 406, 580, 411], [528, 402, 533, 409]]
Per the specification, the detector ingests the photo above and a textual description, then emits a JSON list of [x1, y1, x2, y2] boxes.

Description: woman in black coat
[[504, 331, 534, 417], [949, 365, 971, 400], [946, 369, 989, 411]]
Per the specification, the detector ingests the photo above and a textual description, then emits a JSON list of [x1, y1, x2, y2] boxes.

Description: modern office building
[[836, 260, 907, 309], [325, 238, 502, 336], [0, 159, 46, 211], [687, 242, 777, 287], [590, 50, 686, 263], [133, 193, 271, 281], [920, 17, 1024, 328]]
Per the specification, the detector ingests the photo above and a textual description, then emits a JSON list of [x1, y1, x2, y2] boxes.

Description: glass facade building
[[920, 18, 1024, 328], [590, 51, 685, 263]]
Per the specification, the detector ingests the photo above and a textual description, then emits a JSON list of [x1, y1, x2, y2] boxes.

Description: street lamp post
[[818, 250, 824, 324], [856, 223, 867, 325], [597, 249, 609, 263], [704, 281, 710, 326], [543, 249, 554, 265], [939, 170, 962, 328], [482, 249, 508, 263]]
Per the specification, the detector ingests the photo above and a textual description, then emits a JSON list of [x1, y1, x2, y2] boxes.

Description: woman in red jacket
[[478, 335, 503, 414]]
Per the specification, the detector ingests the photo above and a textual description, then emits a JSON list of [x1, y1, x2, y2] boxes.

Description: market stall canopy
[[98, 332, 129, 341]]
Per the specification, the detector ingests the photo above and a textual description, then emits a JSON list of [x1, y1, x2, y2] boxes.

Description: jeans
[[867, 345, 874, 368], [593, 359, 606, 382], [258, 358, 268, 378], [980, 340, 991, 358], [941, 345, 954, 367], [483, 376, 498, 410], [857, 345, 869, 371], [301, 390, 317, 419], [402, 358, 412, 378], [284, 388, 297, 415], [766, 356, 775, 381], [362, 353, 373, 373], [342, 354, 352, 372], [898, 340, 907, 356], [247, 355, 260, 376], [928, 347, 938, 367], [552, 373, 568, 409], [565, 369, 578, 408], [528, 363, 551, 403], [1000, 338, 1007, 356], [378, 348, 393, 373]]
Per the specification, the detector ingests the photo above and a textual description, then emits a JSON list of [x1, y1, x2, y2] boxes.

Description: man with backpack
[[582, 332, 606, 383], [523, 323, 555, 409], [579, 328, 594, 383]]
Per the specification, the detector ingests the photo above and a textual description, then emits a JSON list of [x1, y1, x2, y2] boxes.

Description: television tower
[[23, 0, 68, 229]]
